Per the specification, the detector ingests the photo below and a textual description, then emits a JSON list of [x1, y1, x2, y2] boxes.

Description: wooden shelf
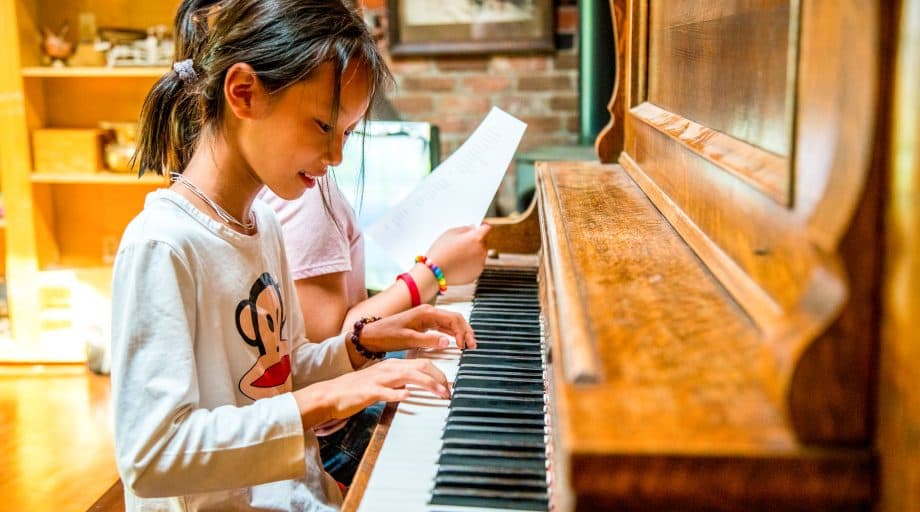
[[30, 172, 166, 185], [21, 66, 169, 78]]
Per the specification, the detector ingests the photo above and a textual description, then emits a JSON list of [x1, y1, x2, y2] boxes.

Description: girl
[[111, 1, 475, 510]]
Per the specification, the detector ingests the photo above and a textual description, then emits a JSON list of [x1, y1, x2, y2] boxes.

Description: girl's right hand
[[425, 224, 491, 285], [296, 358, 450, 424]]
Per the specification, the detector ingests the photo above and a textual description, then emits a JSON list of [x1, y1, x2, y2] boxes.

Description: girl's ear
[[224, 62, 268, 119]]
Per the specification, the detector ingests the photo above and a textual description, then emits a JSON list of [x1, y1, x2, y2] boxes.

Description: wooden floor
[[0, 364, 118, 512]]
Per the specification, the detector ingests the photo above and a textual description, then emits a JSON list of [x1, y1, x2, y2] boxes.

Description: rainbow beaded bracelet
[[415, 255, 448, 294]]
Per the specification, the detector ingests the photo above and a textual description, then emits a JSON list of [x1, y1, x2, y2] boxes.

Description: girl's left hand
[[358, 304, 476, 353]]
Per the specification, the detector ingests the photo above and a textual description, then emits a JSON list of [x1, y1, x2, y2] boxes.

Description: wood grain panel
[[2, 0, 43, 345], [648, 0, 794, 158], [0, 367, 118, 512], [35, 0, 179, 38], [47, 184, 154, 268], [42, 77, 158, 129], [877, 0, 920, 508]]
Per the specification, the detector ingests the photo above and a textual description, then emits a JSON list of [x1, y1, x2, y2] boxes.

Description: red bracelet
[[396, 273, 421, 307]]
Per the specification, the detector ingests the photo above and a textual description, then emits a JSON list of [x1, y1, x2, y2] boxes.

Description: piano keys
[[431, 267, 549, 512], [355, 266, 548, 512]]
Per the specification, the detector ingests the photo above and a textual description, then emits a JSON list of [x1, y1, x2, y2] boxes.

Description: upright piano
[[343, 0, 885, 510]]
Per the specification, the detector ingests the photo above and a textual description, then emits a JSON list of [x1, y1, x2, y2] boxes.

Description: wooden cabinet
[[0, 0, 177, 361]]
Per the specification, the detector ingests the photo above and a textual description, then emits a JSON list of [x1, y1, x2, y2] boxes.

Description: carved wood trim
[[537, 163, 604, 384], [630, 102, 790, 205], [483, 196, 541, 255], [595, 0, 628, 163]]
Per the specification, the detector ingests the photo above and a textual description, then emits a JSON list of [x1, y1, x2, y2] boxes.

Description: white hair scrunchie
[[173, 59, 198, 83]]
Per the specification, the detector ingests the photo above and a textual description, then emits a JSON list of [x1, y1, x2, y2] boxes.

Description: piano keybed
[[354, 266, 549, 512], [430, 267, 549, 511]]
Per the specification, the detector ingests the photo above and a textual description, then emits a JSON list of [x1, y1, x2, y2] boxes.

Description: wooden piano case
[[540, 0, 883, 510]]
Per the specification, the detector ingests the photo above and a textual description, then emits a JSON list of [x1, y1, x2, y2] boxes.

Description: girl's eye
[[344, 129, 353, 137], [316, 121, 332, 133]]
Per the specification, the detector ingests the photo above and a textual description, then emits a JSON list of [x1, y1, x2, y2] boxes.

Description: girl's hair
[[133, 0, 391, 176]]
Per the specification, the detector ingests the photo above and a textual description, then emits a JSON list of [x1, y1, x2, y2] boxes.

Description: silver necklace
[[170, 172, 256, 231]]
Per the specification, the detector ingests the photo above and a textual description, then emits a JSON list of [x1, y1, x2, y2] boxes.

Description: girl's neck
[[174, 131, 263, 233]]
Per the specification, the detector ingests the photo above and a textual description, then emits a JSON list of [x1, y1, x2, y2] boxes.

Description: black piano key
[[446, 414, 546, 428], [474, 331, 540, 349], [474, 298, 540, 307], [461, 353, 543, 364], [450, 392, 544, 412], [430, 491, 548, 511], [456, 371, 544, 382], [472, 311, 540, 319], [444, 424, 545, 439], [437, 452, 546, 472], [434, 473, 547, 492], [461, 352, 543, 363], [441, 432, 546, 450], [457, 365, 544, 378], [469, 346, 542, 356], [455, 376, 545, 392]]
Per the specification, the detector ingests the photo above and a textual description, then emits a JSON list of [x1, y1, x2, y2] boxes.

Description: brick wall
[[360, 1, 581, 213]]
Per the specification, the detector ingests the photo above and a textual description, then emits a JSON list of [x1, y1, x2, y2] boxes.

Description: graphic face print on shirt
[[235, 273, 293, 400]]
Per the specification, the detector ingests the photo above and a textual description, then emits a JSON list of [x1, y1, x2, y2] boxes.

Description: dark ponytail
[[133, 0, 392, 177]]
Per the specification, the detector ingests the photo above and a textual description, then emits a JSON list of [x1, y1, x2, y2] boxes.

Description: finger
[[420, 310, 475, 348], [411, 359, 451, 392], [378, 387, 411, 402], [403, 366, 450, 399], [381, 362, 449, 399], [476, 223, 492, 239], [401, 330, 453, 350]]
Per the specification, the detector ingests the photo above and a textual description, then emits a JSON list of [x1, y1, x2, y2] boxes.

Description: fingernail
[[439, 385, 449, 398]]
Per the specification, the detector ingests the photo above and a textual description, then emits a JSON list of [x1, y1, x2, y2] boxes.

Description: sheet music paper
[[366, 107, 527, 266]]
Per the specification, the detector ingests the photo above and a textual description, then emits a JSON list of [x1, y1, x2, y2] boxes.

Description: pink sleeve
[[257, 184, 352, 281]]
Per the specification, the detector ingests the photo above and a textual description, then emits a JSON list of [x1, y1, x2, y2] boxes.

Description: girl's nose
[[324, 141, 344, 168]]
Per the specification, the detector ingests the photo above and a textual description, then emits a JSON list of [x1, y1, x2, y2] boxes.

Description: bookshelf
[[0, 0, 178, 362]]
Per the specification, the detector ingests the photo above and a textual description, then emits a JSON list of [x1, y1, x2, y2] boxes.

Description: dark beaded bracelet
[[350, 316, 385, 360]]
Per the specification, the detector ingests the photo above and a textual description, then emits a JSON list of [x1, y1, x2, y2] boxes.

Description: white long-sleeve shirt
[[111, 189, 353, 511]]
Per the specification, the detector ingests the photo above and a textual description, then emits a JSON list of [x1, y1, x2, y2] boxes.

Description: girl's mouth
[[298, 171, 316, 188]]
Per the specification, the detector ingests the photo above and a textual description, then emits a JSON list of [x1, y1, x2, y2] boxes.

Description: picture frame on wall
[[387, 0, 555, 56]]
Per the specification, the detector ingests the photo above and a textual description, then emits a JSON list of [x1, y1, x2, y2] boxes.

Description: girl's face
[[242, 60, 372, 200]]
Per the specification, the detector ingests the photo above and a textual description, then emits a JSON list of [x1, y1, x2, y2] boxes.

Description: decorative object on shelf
[[96, 25, 174, 67], [387, 0, 554, 56], [99, 121, 140, 173], [70, 12, 106, 67], [41, 24, 74, 66], [32, 129, 109, 174]]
